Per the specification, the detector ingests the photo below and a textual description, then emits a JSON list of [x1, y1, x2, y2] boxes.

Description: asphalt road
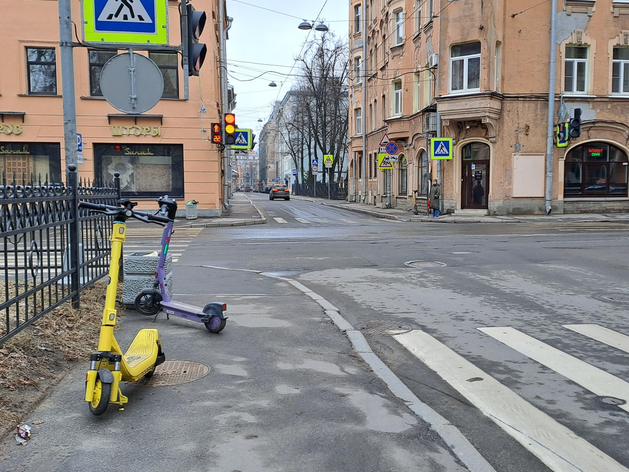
[[3, 194, 629, 472]]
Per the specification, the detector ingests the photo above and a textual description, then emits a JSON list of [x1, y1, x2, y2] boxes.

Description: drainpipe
[[545, 0, 558, 215], [361, 0, 367, 203]]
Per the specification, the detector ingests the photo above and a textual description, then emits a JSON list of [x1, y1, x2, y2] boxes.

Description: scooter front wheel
[[205, 315, 227, 333], [134, 291, 162, 316], [88, 377, 111, 416]]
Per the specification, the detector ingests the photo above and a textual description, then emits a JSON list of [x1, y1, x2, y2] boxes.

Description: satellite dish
[[100, 52, 164, 114]]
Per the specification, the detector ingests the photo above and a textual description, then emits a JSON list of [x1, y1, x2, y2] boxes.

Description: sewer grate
[[140, 360, 210, 387], [405, 260, 447, 269], [596, 293, 629, 305]]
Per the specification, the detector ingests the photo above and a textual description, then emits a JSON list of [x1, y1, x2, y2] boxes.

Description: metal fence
[[293, 182, 348, 200], [0, 167, 120, 344]]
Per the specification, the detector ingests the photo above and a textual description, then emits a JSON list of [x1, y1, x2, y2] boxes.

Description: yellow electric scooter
[[79, 199, 169, 416]]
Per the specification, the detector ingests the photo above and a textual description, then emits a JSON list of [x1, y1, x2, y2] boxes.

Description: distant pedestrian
[[429, 179, 441, 217], [472, 181, 485, 206]]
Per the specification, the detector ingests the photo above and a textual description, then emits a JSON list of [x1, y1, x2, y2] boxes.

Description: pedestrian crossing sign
[[431, 138, 453, 160], [82, 0, 169, 45], [231, 129, 252, 150]]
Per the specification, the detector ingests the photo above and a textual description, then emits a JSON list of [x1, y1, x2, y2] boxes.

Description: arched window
[[564, 142, 628, 197]]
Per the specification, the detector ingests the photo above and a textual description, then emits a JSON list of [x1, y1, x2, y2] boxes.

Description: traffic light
[[555, 122, 569, 148], [224, 113, 236, 145], [569, 108, 582, 139], [184, 3, 207, 76], [211, 123, 222, 144]]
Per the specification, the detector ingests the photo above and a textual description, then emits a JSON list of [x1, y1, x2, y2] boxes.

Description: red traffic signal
[[211, 123, 222, 144]]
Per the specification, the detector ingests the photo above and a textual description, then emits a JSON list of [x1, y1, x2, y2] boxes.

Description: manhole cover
[[601, 396, 627, 406], [596, 293, 629, 305], [405, 260, 447, 268], [140, 360, 210, 387]]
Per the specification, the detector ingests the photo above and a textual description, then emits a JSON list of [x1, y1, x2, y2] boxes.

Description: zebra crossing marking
[[295, 218, 311, 224], [479, 326, 629, 413], [273, 217, 287, 224], [393, 329, 629, 472], [564, 324, 629, 354]]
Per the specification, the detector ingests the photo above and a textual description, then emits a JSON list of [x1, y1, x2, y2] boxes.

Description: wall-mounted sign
[[0, 124, 23, 135], [111, 126, 161, 137]]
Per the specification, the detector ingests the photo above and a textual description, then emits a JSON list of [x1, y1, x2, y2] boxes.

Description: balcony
[[436, 92, 503, 142]]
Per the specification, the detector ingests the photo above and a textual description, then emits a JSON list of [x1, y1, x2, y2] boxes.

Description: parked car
[[244, 186, 253, 192], [269, 184, 290, 201]]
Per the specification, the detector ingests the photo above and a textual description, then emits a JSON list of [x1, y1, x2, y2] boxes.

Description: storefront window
[[564, 142, 628, 197], [94, 144, 184, 198], [0, 143, 62, 182]]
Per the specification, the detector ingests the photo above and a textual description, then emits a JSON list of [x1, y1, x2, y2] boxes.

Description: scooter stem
[[97, 221, 126, 352]]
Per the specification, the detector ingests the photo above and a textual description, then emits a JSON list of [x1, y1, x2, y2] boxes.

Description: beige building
[[0, 0, 227, 215], [349, 0, 629, 214]]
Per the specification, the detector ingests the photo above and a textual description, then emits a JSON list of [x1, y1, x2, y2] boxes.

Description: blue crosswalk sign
[[431, 138, 453, 160]]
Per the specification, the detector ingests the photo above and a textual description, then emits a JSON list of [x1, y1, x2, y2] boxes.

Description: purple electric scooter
[[134, 196, 227, 333]]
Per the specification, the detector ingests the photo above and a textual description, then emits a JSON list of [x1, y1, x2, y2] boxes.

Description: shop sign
[[111, 126, 161, 137], [0, 124, 23, 135], [121, 147, 155, 156], [0, 145, 30, 155]]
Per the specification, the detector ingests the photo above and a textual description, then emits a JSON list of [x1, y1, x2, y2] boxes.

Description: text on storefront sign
[[0, 124, 23, 135], [111, 126, 161, 137]]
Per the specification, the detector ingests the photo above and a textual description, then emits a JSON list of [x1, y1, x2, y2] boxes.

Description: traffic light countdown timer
[[211, 123, 222, 144]]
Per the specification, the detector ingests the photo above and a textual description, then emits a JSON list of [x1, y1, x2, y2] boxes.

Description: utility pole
[[545, 0, 558, 215], [59, 0, 77, 171]]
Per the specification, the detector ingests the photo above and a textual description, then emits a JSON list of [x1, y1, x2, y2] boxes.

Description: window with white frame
[[612, 47, 629, 94], [355, 108, 362, 135], [354, 4, 361, 34], [354, 56, 362, 83], [564, 46, 587, 94], [394, 10, 404, 45], [393, 80, 402, 116], [427, 0, 433, 24], [450, 42, 481, 93], [414, 72, 421, 112]]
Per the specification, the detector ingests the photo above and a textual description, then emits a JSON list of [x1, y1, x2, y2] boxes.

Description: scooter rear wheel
[[205, 315, 226, 333], [88, 377, 111, 416], [134, 291, 162, 316]]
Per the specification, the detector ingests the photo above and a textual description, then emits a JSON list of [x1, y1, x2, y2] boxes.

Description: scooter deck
[[124, 328, 160, 376], [160, 300, 204, 316]]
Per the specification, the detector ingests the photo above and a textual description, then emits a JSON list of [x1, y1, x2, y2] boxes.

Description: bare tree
[[280, 34, 348, 194]]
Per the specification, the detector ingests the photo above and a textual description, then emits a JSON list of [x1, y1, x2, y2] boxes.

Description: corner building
[[0, 0, 227, 216], [348, 0, 629, 214]]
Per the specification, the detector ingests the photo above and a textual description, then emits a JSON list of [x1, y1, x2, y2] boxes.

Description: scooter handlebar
[[79, 200, 170, 225]]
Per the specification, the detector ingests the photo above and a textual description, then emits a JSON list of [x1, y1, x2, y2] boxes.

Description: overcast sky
[[225, 0, 349, 135]]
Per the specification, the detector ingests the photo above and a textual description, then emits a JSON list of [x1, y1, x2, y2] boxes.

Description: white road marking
[[273, 217, 287, 224], [564, 323, 629, 354], [295, 218, 311, 224], [394, 329, 628, 472], [479, 327, 629, 413]]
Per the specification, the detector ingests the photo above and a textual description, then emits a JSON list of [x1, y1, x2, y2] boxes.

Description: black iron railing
[[0, 167, 120, 344]]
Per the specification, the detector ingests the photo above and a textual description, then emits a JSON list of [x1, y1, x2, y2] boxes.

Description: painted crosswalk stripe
[[479, 327, 629, 413], [273, 217, 287, 224], [394, 329, 628, 472], [295, 218, 311, 224], [563, 324, 629, 354]]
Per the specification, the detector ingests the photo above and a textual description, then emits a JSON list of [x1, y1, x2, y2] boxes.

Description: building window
[[414, 72, 421, 112], [373, 153, 378, 179], [427, 0, 433, 24], [369, 152, 373, 179], [418, 150, 429, 195], [149, 51, 179, 98], [450, 42, 481, 93], [354, 56, 362, 83], [0, 143, 62, 183], [399, 155, 407, 195], [612, 47, 629, 94], [89, 50, 117, 96], [415, 0, 422, 34], [355, 108, 362, 135], [373, 99, 378, 130], [26, 47, 57, 95], [394, 10, 404, 46], [393, 80, 402, 116], [564, 142, 628, 197], [354, 4, 361, 34], [94, 144, 185, 198], [565, 46, 587, 93]]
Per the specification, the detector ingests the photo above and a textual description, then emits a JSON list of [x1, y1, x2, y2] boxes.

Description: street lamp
[[298, 20, 329, 32]]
